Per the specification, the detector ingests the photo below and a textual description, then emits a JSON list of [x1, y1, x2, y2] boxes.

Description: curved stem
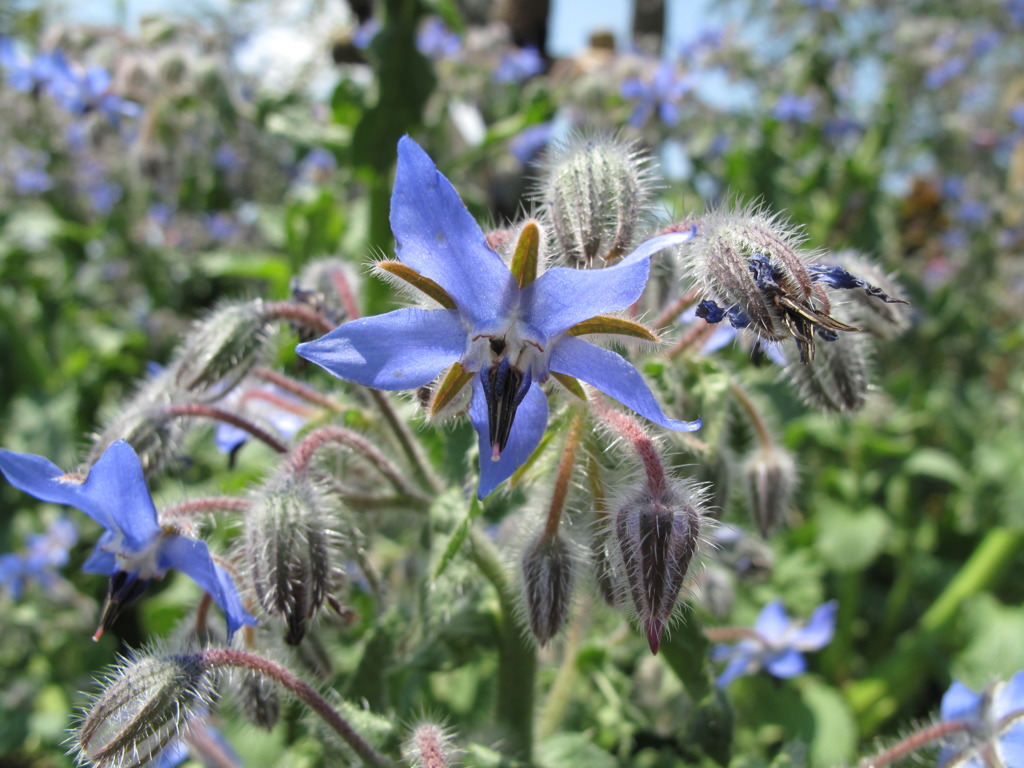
[[198, 649, 393, 768], [161, 497, 251, 521], [857, 719, 969, 768], [369, 389, 443, 494], [727, 380, 774, 450], [253, 366, 345, 412], [543, 411, 585, 539], [288, 426, 426, 501], [263, 302, 334, 336], [162, 404, 289, 453], [591, 395, 666, 496]]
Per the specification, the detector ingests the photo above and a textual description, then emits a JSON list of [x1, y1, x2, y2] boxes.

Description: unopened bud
[[171, 300, 273, 398], [538, 133, 655, 267], [743, 445, 796, 537], [238, 668, 280, 730], [403, 722, 461, 768], [520, 531, 575, 646], [245, 474, 344, 645], [77, 652, 216, 768], [614, 480, 704, 653], [89, 368, 184, 476], [292, 257, 361, 331], [782, 326, 872, 412]]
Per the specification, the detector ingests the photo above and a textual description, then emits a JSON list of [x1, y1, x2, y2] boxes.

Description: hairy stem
[[162, 404, 289, 453]]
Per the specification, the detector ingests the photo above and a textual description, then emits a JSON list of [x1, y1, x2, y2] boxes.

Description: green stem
[[469, 528, 536, 761], [846, 527, 1024, 734]]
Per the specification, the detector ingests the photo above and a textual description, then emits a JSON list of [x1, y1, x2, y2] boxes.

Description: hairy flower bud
[[245, 474, 344, 645], [238, 668, 280, 730], [89, 368, 184, 476], [743, 445, 797, 537], [291, 257, 360, 331], [171, 299, 273, 399], [403, 722, 461, 768], [77, 652, 216, 768], [613, 479, 704, 653], [781, 326, 872, 412], [520, 531, 575, 646], [538, 133, 655, 267]]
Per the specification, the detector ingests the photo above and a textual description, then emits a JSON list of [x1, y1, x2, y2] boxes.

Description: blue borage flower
[[0, 440, 256, 639], [0, 517, 77, 599], [939, 673, 1024, 768], [297, 137, 700, 498], [621, 60, 693, 129], [712, 599, 837, 688]]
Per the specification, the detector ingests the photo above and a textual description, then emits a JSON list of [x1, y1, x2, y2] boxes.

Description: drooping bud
[[171, 299, 273, 399], [403, 722, 462, 768], [76, 652, 216, 768], [538, 133, 655, 267], [238, 668, 280, 730], [88, 367, 184, 476], [781, 326, 872, 412], [614, 479, 704, 654], [520, 530, 575, 646], [245, 473, 344, 645], [743, 444, 797, 537]]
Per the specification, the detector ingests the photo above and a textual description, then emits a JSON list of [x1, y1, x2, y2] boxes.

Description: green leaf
[[953, 594, 1024, 686], [434, 491, 482, 579], [537, 733, 617, 768], [800, 678, 856, 767], [902, 449, 968, 487], [816, 505, 891, 572]]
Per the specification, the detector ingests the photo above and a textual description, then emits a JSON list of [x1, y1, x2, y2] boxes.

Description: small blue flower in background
[[50, 63, 142, 128], [712, 599, 838, 687], [508, 121, 554, 164], [215, 384, 308, 455], [0, 440, 256, 639], [925, 56, 966, 90], [0, 517, 78, 599], [493, 46, 544, 84], [939, 672, 1024, 768], [297, 137, 699, 498], [621, 60, 692, 128], [295, 146, 337, 184], [0, 37, 69, 94], [773, 92, 816, 123], [416, 17, 461, 61]]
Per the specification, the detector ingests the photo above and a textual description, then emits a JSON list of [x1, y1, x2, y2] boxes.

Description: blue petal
[[792, 600, 838, 650], [82, 536, 118, 575], [997, 671, 1024, 718], [0, 448, 107, 523], [157, 535, 257, 639], [1000, 724, 1024, 768], [470, 377, 548, 498], [524, 231, 696, 338], [81, 440, 160, 550], [548, 336, 700, 432], [941, 680, 982, 722], [753, 600, 792, 642], [390, 137, 516, 324], [297, 307, 466, 391], [765, 648, 806, 678], [716, 649, 758, 688]]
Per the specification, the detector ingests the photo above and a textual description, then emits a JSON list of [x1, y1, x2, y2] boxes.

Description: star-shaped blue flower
[[0, 440, 255, 639], [712, 599, 837, 687], [621, 60, 692, 128], [939, 672, 1024, 768], [297, 137, 699, 498]]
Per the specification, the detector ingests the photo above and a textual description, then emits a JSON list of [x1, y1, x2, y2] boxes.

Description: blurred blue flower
[[416, 17, 461, 60], [508, 121, 554, 164], [51, 63, 142, 127], [13, 167, 53, 195], [798, 0, 840, 10], [297, 137, 699, 497], [214, 143, 240, 172], [956, 199, 989, 227], [215, 383, 308, 455], [1007, 0, 1024, 28], [206, 212, 239, 241], [939, 672, 1024, 768], [712, 600, 837, 687], [0, 440, 256, 639], [773, 92, 815, 123], [1009, 104, 1024, 130], [493, 46, 544, 84], [679, 28, 723, 63], [622, 60, 692, 128], [0, 37, 70, 94], [0, 517, 78, 599], [296, 146, 337, 184], [925, 56, 966, 90]]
